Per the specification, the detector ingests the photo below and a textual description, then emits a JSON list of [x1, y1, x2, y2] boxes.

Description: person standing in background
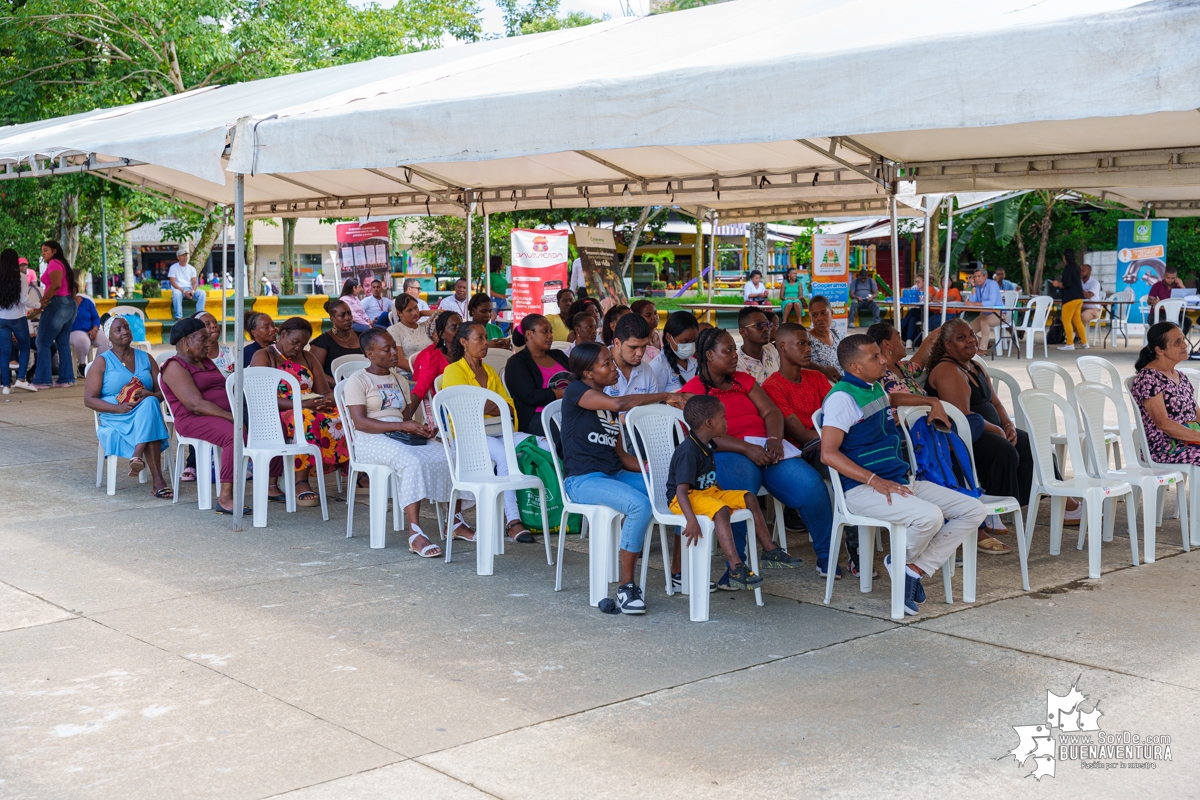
[[168, 247, 205, 320], [0, 248, 37, 394], [70, 293, 109, 378], [31, 240, 78, 388], [1051, 252, 1087, 351]]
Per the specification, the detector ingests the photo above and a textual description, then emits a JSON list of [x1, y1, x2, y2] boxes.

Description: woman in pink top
[[32, 240, 78, 387], [338, 278, 372, 332]]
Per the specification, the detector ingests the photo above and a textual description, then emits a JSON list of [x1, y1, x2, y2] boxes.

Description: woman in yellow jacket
[[440, 321, 535, 542]]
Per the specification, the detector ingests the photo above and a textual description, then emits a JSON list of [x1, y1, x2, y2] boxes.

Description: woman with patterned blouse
[[866, 321, 940, 396], [1130, 321, 1200, 465], [806, 295, 844, 381]]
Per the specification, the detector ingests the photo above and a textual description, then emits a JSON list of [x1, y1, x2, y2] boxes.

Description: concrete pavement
[[2, 343, 1199, 798]]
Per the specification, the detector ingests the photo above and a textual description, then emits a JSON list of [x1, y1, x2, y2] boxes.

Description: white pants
[[844, 480, 986, 576], [970, 312, 1002, 348], [485, 434, 527, 524], [70, 329, 110, 367]]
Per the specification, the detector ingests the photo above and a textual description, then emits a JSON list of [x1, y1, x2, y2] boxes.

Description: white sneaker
[[1, 386, 9, 395], [1056, 345, 1075, 351], [12, 380, 37, 392], [1080, 342, 1091, 349]]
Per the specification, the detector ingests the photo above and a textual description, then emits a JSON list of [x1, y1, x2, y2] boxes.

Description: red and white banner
[[510, 229, 569, 325], [336, 221, 390, 283]]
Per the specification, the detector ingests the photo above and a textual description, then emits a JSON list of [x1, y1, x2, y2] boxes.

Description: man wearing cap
[[167, 247, 205, 319], [19, 257, 35, 287]]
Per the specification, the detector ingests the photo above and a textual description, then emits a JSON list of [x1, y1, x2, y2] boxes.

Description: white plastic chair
[[1178, 367, 1200, 396], [1077, 382, 1189, 564], [483, 349, 512, 376], [812, 408, 912, 621], [431, 384, 550, 576], [1124, 375, 1200, 548], [542, 401, 659, 603], [160, 370, 220, 510], [1012, 295, 1053, 359], [1153, 297, 1187, 327], [225, 368, 329, 528], [331, 354, 370, 382], [993, 290, 1020, 355], [1088, 290, 1130, 347], [110, 305, 151, 353], [1078, 354, 1139, 452], [333, 381, 402, 549], [626, 404, 763, 622], [1019, 389, 1136, 580], [88, 358, 152, 495], [985, 364, 1027, 431], [1027, 360, 1119, 471]]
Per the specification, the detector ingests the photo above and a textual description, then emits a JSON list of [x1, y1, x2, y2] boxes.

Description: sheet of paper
[[743, 436, 802, 459]]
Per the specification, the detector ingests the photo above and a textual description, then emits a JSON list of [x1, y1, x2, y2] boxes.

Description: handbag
[[384, 429, 428, 446], [115, 379, 144, 406]]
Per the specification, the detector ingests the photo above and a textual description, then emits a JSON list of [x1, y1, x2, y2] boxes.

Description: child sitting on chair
[[667, 395, 800, 590]]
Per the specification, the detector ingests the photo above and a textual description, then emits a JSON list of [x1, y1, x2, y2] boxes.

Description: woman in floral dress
[[249, 317, 349, 506], [1131, 321, 1200, 465]]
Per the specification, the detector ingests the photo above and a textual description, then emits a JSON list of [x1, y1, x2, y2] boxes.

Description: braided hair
[[693, 326, 730, 395], [432, 310, 459, 354], [661, 310, 699, 382]]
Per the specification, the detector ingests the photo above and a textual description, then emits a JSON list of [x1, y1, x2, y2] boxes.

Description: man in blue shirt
[[848, 269, 880, 327], [992, 268, 1018, 292], [966, 268, 1003, 350]]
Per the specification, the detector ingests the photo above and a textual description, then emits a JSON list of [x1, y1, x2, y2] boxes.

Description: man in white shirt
[[438, 277, 469, 318], [167, 247, 205, 319], [361, 278, 394, 323], [603, 313, 658, 398], [569, 258, 586, 292], [1079, 263, 1103, 330], [313, 272, 326, 295], [402, 278, 435, 318]]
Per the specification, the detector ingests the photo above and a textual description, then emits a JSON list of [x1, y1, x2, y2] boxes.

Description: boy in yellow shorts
[[667, 395, 801, 590]]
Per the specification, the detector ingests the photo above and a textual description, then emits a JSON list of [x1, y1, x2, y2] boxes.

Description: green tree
[[496, 0, 602, 35]]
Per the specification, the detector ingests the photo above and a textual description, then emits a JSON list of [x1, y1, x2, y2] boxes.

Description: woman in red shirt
[[680, 327, 836, 580], [406, 310, 460, 420]]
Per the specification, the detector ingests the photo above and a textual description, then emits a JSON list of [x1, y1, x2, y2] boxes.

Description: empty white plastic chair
[[1027, 360, 1119, 471], [542, 401, 659, 602], [331, 354, 370, 382], [226, 368, 329, 528], [1178, 367, 1200, 396], [483, 348, 512, 376], [626, 404, 763, 622], [1019, 389, 1136, 580], [1077, 381, 1188, 563], [1013, 295, 1053, 359], [984, 364, 1027, 431], [432, 384, 550, 576]]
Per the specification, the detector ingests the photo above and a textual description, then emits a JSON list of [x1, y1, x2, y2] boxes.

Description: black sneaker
[[760, 547, 803, 569], [727, 563, 764, 590], [845, 549, 878, 579], [783, 507, 804, 531], [670, 573, 716, 593], [615, 582, 646, 615]]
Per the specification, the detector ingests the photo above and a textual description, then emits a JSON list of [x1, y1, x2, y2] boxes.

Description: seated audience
[[387, 294, 433, 372], [467, 292, 510, 349], [361, 279, 393, 323], [1131, 321, 1200, 466], [681, 327, 836, 581], [339, 278, 372, 333], [343, 327, 471, 553], [630, 299, 662, 361], [162, 317, 283, 513], [242, 311, 277, 368], [503, 313, 570, 436], [605, 313, 657, 398], [195, 311, 236, 376], [250, 317, 349, 506], [736, 306, 780, 383], [806, 295, 844, 381], [565, 303, 599, 355], [309, 300, 363, 384], [601, 304, 631, 347], [649, 310, 699, 393], [866, 321, 939, 396], [778, 266, 804, 324], [742, 269, 769, 305], [668, 395, 791, 590], [407, 310, 460, 419], [83, 316, 171, 497], [560, 342, 686, 613], [550, 288, 574, 342], [820, 333, 986, 616]]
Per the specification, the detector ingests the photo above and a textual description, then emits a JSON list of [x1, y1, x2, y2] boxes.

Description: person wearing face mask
[[649, 310, 699, 393]]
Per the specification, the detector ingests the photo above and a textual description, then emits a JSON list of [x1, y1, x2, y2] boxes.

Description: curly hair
[[693, 326, 731, 394], [447, 321, 484, 363], [602, 305, 630, 346], [924, 317, 972, 368]]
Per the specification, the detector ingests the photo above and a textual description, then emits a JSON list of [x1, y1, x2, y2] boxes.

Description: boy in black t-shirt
[[668, 396, 800, 589]]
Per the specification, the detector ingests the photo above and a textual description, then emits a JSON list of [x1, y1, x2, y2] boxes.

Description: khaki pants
[[1080, 307, 1101, 341], [970, 312, 1002, 349], [844, 480, 986, 576]]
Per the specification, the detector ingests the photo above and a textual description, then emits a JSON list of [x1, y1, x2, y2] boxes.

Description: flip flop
[[296, 490, 320, 508], [153, 487, 174, 499], [977, 536, 1012, 555], [506, 523, 535, 544], [181, 467, 197, 483], [214, 504, 252, 516], [268, 493, 287, 503], [408, 526, 441, 558], [127, 457, 145, 477]]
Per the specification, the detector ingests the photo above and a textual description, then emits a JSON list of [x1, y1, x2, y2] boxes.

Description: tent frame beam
[[903, 145, 1200, 184], [797, 137, 891, 191]]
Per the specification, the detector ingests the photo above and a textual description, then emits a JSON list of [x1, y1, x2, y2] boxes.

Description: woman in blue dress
[[83, 317, 172, 497]]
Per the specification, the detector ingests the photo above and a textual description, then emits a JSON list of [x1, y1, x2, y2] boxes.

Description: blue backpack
[[907, 416, 983, 498]]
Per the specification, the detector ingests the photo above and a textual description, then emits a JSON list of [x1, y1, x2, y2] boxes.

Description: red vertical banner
[[511, 229, 569, 325]]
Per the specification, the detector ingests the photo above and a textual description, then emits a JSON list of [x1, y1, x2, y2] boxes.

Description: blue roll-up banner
[[1116, 219, 1168, 324]]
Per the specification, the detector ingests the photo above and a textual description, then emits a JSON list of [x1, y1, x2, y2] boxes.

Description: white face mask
[[673, 342, 695, 359]]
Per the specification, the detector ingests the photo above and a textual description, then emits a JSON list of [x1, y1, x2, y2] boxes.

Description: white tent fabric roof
[[0, 0, 1197, 219]]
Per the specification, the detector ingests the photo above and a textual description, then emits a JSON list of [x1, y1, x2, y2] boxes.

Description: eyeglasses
[[746, 322, 772, 331]]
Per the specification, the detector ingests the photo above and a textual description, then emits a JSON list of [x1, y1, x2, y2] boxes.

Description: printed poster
[[1116, 219, 1169, 324], [511, 228, 569, 325], [336, 221, 390, 283], [574, 226, 627, 312], [812, 233, 850, 334]]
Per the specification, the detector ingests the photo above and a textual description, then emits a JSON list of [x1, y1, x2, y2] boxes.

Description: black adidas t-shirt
[[561, 379, 623, 478], [665, 434, 718, 503]]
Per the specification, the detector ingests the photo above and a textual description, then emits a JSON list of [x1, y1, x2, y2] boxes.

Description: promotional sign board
[[511, 229, 570, 325], [1116, 219, 1169, 324], [336, 221, 390, 284], [812, 233, 850, 334], [573, 226, 628, 311]]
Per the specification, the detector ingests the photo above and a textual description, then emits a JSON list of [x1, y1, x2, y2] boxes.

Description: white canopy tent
[[3, 0, 1198, 528]]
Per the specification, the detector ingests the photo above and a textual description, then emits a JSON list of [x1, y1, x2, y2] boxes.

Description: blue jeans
[[715, 452, 833, 561], [564, 470, 652, 553], [34, 296, 76, 385], [0, 317, 31, 386], [351, 322, 371, 333], [171, 287, 205, 319]]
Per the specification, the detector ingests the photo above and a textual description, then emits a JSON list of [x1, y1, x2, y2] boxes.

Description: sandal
[[408, 525, 441, 558], [506, 521, 535, 544], [983, 513, 1009, 534], [127, 457, 145, 477], [268, 492, 287, 503], [181, 467, 197, 483], [452, 513, 476, 542], [153, 487, 174, 499], [214, 503, 252, 516], [296, 490, 320, 508], [978, 536, 1012, 555]]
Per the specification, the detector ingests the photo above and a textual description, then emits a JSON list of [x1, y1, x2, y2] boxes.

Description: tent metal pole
[[99, 197, 109, 299], [922, 204, 931, 337], [220, 216, 228, 345], [708, 211, 717, 307], [483, 212, 490, 311], [465, 193, 473, 293], [889, 195, 901, 325], [232, 175, 246, 531], [942, 196, 954, 323]]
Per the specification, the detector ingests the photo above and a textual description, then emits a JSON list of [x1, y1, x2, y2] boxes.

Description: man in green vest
[[819, 334, 986, 615]]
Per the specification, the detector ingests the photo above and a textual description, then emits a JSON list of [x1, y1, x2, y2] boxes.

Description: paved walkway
[[2, 343, 1198, 798]]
